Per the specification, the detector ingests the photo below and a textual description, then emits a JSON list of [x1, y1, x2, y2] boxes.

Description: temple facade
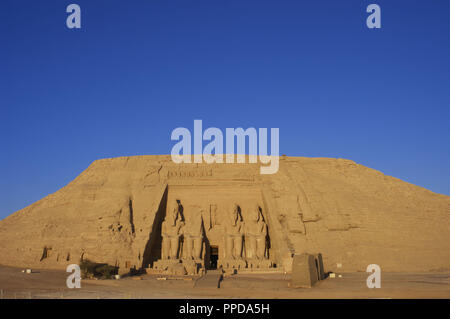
[[149, 183, 276, 275]]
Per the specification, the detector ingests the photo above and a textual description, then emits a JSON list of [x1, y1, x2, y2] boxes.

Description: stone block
[[168, 263, 187, 276], [291, 253, 319, 288]]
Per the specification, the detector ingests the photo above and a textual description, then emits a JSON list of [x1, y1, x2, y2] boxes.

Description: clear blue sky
[[1, 0, 449, 219]]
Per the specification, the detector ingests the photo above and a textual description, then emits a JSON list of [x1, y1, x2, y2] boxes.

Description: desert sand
[[0, 265, 449, 299]]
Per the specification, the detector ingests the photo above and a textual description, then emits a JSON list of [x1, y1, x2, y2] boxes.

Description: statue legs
[[183, 236, 202, 260], [256, 236, 266, 259], [169, 236, 180, 259], [162, 235, 180, 259], [233, 235, 243, 259], [193, 237, 202, 260], [184, 236, 193, 259], [226, 235, 234, 259], [246, 235, 256, 259], [225, 235, 243, 259], [162, 236, 170, 259]]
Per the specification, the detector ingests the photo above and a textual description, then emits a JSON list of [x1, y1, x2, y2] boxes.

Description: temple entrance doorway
[[209, 246, 219, 269]]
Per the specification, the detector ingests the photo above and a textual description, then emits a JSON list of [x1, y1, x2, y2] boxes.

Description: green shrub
[[80, 259, 118, 279]]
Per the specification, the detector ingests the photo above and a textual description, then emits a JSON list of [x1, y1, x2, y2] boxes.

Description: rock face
[[0, 155, 449, 273]]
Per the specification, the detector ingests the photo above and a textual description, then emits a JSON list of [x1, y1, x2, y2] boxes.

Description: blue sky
[[1, 0, 449, 219]]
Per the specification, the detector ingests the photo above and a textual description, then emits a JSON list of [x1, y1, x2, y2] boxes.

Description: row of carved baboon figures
[[161, 200, 269, 261]]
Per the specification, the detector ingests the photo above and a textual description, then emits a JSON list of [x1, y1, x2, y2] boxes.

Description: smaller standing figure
[[161, 200, 184, 259]]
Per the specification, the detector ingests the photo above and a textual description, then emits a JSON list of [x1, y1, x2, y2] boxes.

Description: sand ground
[[0, 265, 449, 299]]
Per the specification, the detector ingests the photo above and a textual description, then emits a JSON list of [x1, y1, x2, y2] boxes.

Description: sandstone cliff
[[0, 155, 448, 273]]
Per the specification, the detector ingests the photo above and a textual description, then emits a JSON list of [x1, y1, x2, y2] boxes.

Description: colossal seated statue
[[161, 200, 184, 260], [183, 206, 204, 260], [224, 204, 245, 260], [245, 205, 268, 260]]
